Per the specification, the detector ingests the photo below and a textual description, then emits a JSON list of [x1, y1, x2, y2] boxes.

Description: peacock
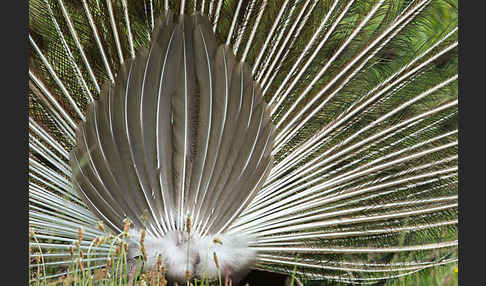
[[28, 0, 458, 285]]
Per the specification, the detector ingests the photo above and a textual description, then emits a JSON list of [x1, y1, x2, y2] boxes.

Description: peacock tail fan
[[29, 0, 457, 284]]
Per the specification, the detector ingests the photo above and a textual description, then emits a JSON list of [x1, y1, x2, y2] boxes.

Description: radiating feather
[[201, 62, 265, 234], [181, 15, 198, 222], [69, 148, 122, 232], [204, 102, 265, 235], [109, 62, 160, 235], [217, 156, 274, 234], [214, 122, 275, 234], [155, 20, 184, 232], [196, 59, 244, 232], [140, 12, 176, 233], [73, 124, 124, 224], [94, 85, 146, 228], [79, 103, 127, 219], [125, 47, 168, 235], [171, 17, 193, 230], [186, 15, 217, 220], [220, 121, 274, 220], [192, 44, 231, 230]]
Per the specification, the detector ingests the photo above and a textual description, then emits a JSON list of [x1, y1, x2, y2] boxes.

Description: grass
[[29, 258, 459, 286], [29, 219, 238, 286], [30, 228, 458, 286]]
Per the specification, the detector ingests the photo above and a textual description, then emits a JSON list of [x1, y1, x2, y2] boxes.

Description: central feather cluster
[[69, 11, 273, 283], [70, 11, 274, 236], [127, 230, 256, 284]]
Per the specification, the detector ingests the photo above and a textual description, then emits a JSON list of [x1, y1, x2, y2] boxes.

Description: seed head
[[77, 227, 84, 243], [141, 246, 147, 261], [106, 258, 112, 271], [97, 221, 105, 232], [186, 216, 191, 234], [78, 258, 85, 272], [123, 218, 131, 236], [95, 236, 106, 246], [213, 252, 220, 269], [139, 230, 147, 261], [156, 254, 163, 269], [140, 230, 146, 244], [94, 268, 104, 281], [63, 275, 74, 286]]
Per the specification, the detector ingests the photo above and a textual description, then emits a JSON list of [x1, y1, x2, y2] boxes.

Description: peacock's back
[[29, 0, 458, 284]]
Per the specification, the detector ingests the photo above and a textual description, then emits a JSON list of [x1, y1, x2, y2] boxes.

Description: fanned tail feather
[[29, 0, 457, 283]]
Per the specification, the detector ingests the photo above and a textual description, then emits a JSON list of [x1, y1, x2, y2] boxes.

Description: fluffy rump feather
[[194, 233, 257, 282], [127, 229, 256, 284]]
